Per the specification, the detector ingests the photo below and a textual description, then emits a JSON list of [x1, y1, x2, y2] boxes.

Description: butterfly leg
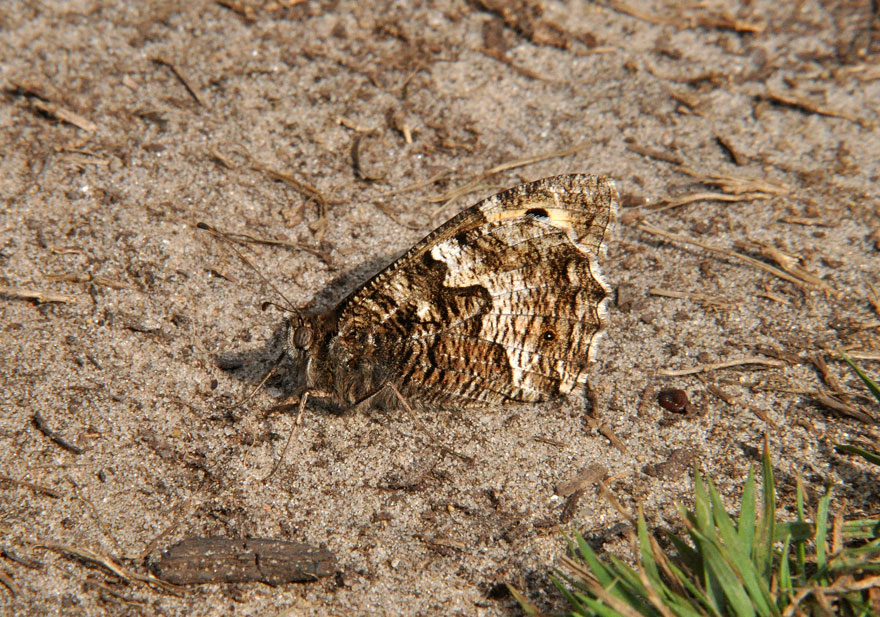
[[262, 388, 332, 481], [386, 383, 474, 466], [223, 352, 286, 411]]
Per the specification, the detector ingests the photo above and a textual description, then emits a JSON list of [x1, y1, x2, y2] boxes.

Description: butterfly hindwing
[[332, 174, 616, 408]]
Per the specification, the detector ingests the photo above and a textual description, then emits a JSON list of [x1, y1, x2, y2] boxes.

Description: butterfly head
[[285, 312, 323, 388]]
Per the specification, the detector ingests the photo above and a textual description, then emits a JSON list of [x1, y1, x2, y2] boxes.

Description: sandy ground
[[1, 1, 879, 615]]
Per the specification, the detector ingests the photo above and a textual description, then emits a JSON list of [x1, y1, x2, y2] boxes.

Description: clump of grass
[[835, 351, 880, 467], [513, 354, 880, 617]]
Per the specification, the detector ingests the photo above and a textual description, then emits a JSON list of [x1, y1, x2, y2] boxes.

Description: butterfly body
[[287, 174, 616, 411]]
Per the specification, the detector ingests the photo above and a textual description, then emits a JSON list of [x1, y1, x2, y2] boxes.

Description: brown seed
[[658, 389, 689, 413]]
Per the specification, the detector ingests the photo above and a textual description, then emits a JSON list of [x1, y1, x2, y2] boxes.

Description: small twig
[[813, 391, 876, 424], [811, 353, 843, 394], [867, 282, 880, 318], [583, 413, 627, 454], [251, 163, 330, 236], [675, 167, 790, 195], [762, 89, 872, 127], [658, 357, 785, 377], [215, 0, 256, 20], [0, 569, 20, 597], [841, 351, 880, 361], [32, 413, 83, 454], [0, 474, 61, 498], [351, 132, 385, 181], [626, 143, 683, 165], [31, 100, 98, 132], [750, 242, 830, 292], [478, 47, 548, 80], [637, 222, 816, 290], [648, 287, 737, 310], [0, 285, 74, 304], [37, 543, 178, 594], [777, 216, 832, 227], [645, 191, 771, 215], [700, 379, 777, 428], [424, 141, 591, 205], [151, 57, 207, 107], [377, 171, 450, 198]]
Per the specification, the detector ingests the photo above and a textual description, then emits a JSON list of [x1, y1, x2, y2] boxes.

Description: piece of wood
[[151, 537, 336, 585]]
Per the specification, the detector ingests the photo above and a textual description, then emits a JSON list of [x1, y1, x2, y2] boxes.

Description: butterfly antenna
[[196, 222, 303, 319]]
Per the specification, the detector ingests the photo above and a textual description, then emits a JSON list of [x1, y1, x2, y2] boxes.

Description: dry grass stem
[[31, 99, 98, 131], [778, 216, 833, 227], [647, 191, 772, 215], [701, 380, 777, 426], [649, 287, 737, 310], [424, 141, 590, 205], [637, 222, 818, 290], [763, 88, 872, 127], [626, 143, 683, 165], [38, 544, 178, 594], [478, 47, 548, 80], [598, 481, 635, 525], [0, 285, 74, 303], [658, 357, 786, 376], [251, 163, 330, 237], [676, 167, 790, 195], [813, 391, 876, 424], [750, 243, 830, 292], [811, 353, 843, 393], [8, 79, 99, 131], [843, 351, 880, 361], [0, 474, 61, 498], [757, 290, 790, 304]]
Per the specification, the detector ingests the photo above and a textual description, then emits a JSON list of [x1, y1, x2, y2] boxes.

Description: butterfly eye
[[542, 330, 556, 341], [292, 325, 313, 349]]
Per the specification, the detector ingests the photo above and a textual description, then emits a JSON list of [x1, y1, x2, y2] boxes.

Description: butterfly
[[284, 174, 616, 413]]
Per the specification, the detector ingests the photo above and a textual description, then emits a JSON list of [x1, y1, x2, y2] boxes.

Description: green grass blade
[[814, 487, 832, 581], [774, 521, 812, 543], [664, 558, 724, 617], [841, 519, 880, 540], [737, 469, 757, 551], [776, 533, 792, 610], [793, 478, 807, 582], [707, 479, 747, 560], [666, 529, 702, 575], [706, 480, 778, 616], [637, 510, 662, 586], [693, 471, 714, 536], [692, 531, 756, 617], [753, 441, 776, 580], [576, 534, 616, 588], [835, 443, 880, 465], [507, 583, 544, 616], [839, 351, 880, 403], [575, 592, 632, 617]]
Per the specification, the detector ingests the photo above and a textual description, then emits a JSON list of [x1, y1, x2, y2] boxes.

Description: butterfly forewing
[[329, 174, 616, 408]]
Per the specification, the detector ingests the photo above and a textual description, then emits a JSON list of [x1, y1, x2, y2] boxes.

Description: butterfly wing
[[333, 174, 616, 408]]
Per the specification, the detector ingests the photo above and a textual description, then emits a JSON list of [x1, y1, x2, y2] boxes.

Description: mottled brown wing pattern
[[334, 174, 616, 408]]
